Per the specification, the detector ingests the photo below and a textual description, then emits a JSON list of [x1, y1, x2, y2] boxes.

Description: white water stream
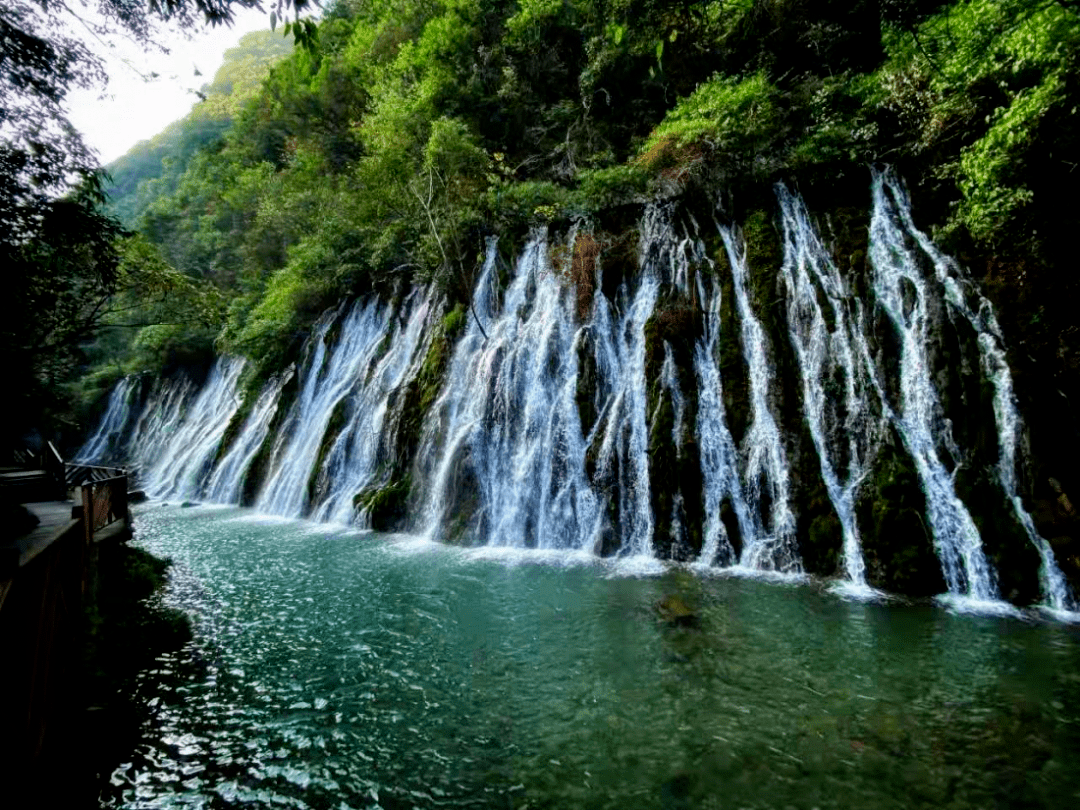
[[142, 357, 245, 500], [256, 300, 390, 518], [873, 170, 1074, 612], [75, 176, 1075, 613], [778, 186, 879, 593]]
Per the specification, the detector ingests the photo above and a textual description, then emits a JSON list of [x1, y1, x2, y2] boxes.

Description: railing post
[[117, 476, 129, 528], [81, 484, 93, 546], [46, 441, 65, 499]]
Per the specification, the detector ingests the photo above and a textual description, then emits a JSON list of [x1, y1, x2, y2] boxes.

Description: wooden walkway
[[0, 458, 132, 774]]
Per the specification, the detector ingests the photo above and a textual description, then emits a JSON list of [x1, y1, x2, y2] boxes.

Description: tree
[[0, 176, 125, 443], [0, 0, 311, 446], [0, 1, 316, 238]]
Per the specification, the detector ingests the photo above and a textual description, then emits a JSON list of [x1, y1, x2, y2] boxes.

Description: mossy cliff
[[356, 302, 469, 532], [87, 187, 1079, 609]]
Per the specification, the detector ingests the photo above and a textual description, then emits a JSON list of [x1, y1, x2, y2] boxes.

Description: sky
[[65, 8, 273, 165]]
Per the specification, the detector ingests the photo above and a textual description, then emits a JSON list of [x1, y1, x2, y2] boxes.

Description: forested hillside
[[71, 0, 1080, 597], [109, 0, 1078, 388], [104, 30, 294, 228]]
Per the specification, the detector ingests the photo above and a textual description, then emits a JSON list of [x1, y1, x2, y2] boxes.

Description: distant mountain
[[105, 29, 293, 227]]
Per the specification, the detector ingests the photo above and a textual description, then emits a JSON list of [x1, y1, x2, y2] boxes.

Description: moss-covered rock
[[856, 430, 945, 597], [575, 329, 600, 438], [355, 475, 412, 532], [599, 228, 639, 302], [643, 295, 705, 561], [713, 241, 750, 449]]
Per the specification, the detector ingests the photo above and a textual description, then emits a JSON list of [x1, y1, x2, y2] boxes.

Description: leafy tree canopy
[[0, 0, 313, 447]]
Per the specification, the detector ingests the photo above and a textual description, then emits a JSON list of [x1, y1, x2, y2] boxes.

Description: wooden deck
[[0, 459, 132, 773]]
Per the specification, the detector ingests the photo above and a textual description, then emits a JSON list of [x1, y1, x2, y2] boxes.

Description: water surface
[[106, 504, 1080, 809]]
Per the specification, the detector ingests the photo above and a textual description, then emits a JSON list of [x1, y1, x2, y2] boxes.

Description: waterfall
[[256, 299, 391, 518], [418, 235, 607, 551], [694, 267, 753, 567], [868, 173, 1001, 604], [203, 372, 289, 505], [777, 186, 880, 593], [988, 344, 1076, 613], [660, 342, 688, 550], [141, 358, 245, 500], [590, 217, 661, 557], [73, 171, 1075, 615], [76, 375, 141, 463], [125, 374, 197, 483], [717, 224, 800, 572], [874, 170, 1075, 613], [310, 290, 434, 525]]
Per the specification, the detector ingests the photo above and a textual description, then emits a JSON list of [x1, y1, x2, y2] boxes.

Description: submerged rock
[[655, 594, 701, 628]]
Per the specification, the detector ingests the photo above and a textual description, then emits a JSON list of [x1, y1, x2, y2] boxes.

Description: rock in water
[[655, 594, 700, 628]]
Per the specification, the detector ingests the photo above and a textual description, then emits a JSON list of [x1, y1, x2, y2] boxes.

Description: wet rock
[[655, 594, 700, 628], [180, 501, 198, 508], [1049, 478, 1076, 517], [127, 490, 147, 504]]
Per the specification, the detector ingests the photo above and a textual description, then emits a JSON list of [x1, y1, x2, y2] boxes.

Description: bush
[[637, 73, 783, 180]]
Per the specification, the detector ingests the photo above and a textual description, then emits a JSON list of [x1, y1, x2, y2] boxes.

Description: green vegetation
[[105, 30, 295, 228], [40, 1, 1063, 421], [7, 0, 1080, 587]]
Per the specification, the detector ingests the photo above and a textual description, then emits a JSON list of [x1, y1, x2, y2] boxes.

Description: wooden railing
[[79, 475, 129, 544], [43, 441, 66, 500], [65, 462, 128, 489]]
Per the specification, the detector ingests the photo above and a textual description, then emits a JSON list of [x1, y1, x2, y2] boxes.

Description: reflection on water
[[104, 504, 1080, 809]]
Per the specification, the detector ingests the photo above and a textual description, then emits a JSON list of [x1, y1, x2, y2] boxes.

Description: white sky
[[65, 8, 273, 165]]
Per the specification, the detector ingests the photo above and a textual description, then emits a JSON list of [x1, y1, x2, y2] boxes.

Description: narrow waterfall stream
[[717, 223, 799, 572], [142, 357, 246, 500], [311, 290, 435, 525], [257, 300, 391, 518], [76, 375, 142, 463], [125, 374, 197, 476], [77, 175, 1076, 616], [872, 170, 1075, 613], [204, 372, 289, 505], [593, 214, 661, 557], [778, 186, 879, 594], [868, 176, 1001, 605], [417, 235, 606, 551], [692, 247, 754, 568]]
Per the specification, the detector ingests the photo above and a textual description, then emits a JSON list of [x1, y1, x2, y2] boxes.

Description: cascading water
[[310, 290, 434, 525], [874, 170, 1075, 613], [76, 375, 142, 463], [125, 374, 198, 482], [418, 235, 606, 551], [141, 357, 245, 500], [693, 267, 753, 568], [203, 373, 289, 505], [777, 186, 879, 593], [256, 300, 391, 518], [588, 217, 661, 557], [659, 342, 688, 550], [868, 173, 1000, 604], [73, 172, 1077, 615], [716, 224, 800, 572]]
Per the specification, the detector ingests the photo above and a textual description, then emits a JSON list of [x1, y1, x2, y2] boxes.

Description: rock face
[[78, 175, 1078, 611]]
